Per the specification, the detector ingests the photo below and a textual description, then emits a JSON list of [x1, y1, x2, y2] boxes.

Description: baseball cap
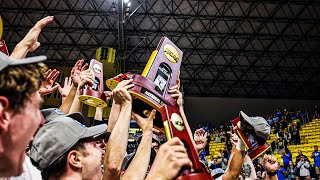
[[240, 111, 271, 141], [211, 168, 224, 178], [30, 116, 107, 171], [0, 51, 47, 71], [41, 108, 85, 124]]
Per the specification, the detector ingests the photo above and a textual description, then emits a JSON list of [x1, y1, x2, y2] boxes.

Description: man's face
[[81, 142, 104, 180], [315, 146, 318, 151], [298, 150, 302, 155], [7, 91, 44, 175]]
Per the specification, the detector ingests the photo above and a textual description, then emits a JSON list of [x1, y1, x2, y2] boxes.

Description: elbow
[[105, 163, 121, 176]]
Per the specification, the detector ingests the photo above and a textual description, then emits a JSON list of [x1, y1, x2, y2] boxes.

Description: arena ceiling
[[1, 0, 320, 99]]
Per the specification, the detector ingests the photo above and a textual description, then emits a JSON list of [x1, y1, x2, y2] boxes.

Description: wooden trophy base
[[248, 143, 270, 160], [160, 104, 211, 180], [79, 88, 107, 108]]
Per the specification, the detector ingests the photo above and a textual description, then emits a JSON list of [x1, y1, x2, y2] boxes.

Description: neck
[[56, 172, 82, 180], [0, 138, 24, 177]]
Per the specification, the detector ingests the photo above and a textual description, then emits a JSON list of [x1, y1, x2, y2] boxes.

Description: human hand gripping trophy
[[106, 37, 211, 179], [79, 60, 107, 108]]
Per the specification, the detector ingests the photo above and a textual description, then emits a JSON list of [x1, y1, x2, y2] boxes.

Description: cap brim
[[82, 124, 107, 139], [10, 55, 47, 65], [240, 111, 253, 126], [67, 113, 85, 124]]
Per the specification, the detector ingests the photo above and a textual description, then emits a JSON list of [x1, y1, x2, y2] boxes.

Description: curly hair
[[0, 63, 47, 113]]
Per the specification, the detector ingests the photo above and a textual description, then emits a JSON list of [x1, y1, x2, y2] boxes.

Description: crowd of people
[[196, 107, 320, 180], [0, 16, 300, 180]]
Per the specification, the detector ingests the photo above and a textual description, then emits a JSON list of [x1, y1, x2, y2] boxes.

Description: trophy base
[[175, 171, 212, 180], [248, 143, 270, 160], [79, 89, 107, 108]]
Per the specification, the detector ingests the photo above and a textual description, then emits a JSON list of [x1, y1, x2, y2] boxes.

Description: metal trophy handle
[[79, 59, 107, 108]]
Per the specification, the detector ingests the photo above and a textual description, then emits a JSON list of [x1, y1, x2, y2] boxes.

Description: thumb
[[29, 42, 41, 52], [51, 84, 60, 91], [148, 109, 156, 120]]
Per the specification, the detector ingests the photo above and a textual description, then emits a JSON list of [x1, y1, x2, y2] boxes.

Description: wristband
[[266, 171, 277, 176], [236, 138, 246, 151]]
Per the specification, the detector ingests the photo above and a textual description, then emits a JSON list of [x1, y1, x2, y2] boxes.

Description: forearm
[[59, 86, 77, 114], [179, 106, 197, 152], [10, 43, 29, 59], [103, 103, 132, 180], [68, 87, 82, 113], [107, 101, 121, 132], [223, 149, 245, 180], [94, 107, 104, 121], [122, 130, 152, 180]]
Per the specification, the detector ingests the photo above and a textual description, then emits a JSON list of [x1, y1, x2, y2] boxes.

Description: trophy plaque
[[107, 37, 211, 179], [79, 60, 107, 108], [232, 111, 270, 160]]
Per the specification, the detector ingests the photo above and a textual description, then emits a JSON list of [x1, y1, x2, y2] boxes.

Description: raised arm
[[103, 82, 134, 180], [168, 81, 198, 153], [222, 132, 245, 180], [10, 16, 54, 59], [68, 69, 93, 113], [59, 60, 88, 114], [263, 154, 280, 180], [121, 110, 156, 180]]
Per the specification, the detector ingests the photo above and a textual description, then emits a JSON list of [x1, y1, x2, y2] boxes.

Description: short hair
[[0, 63, 47, 113], [38, 139, 87, 180]]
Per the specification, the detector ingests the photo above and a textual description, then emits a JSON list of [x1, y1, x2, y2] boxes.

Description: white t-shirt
[[0, 155, 42, 180]]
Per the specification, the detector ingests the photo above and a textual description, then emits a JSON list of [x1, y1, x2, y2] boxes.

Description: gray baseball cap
[[41, 108, 85, 124], [0, 51, 47, 71], [30, 116, 107, 171], [240, 111, 271, 141]]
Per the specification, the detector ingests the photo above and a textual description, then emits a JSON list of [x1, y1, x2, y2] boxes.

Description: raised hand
[[57, 77, 73, 103], [228, 131, 239, 146], [71, 59, 89, 88], [78, 69, 94, 89], [39, 69, 60, 96], [11, 16, 54, 59], [103, 91, 112, 102], [168, 84, 183, 107], [263, 154, 280, 174], [112, 79, 134, 105], [132, 109, 156, 133], [147, 137, 192, 180], [194, 128, 209, 152]]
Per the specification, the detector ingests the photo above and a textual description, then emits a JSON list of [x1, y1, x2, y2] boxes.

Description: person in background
[[296, 150, 309, 165], [311, 145, 320, 179], [287, 160, 297, 180], [297, 156, 310, 179], [282, 148, 292, 169], [277, 166, 287, 180]]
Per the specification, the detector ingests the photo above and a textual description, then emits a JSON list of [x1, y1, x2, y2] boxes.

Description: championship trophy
[[79, 60, 107, 108], [232, 111, 271, 160], [106, 37, 211, 179]]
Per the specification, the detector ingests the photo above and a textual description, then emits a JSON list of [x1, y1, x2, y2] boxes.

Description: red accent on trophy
[[79, 60, 107, 108], [0, 40, 9, 55], [160, 105, 212, 180], [232, 112, 271, 160]]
